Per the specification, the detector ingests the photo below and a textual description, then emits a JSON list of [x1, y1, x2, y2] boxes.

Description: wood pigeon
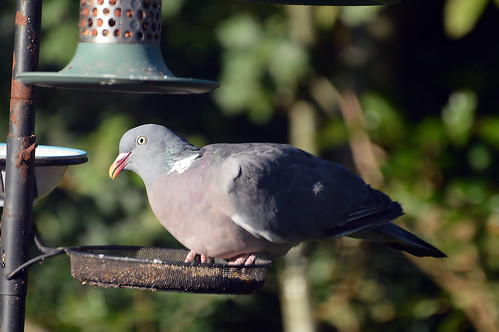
[[109, 124, 446, 265]]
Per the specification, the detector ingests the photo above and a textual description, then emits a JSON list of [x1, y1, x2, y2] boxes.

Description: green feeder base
[[16, 43, 219, 95]]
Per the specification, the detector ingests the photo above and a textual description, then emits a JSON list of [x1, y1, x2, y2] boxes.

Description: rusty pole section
[[1, 0, 42, 330]]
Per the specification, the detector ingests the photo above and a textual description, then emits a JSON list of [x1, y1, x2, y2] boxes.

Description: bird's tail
[[349, 223, 447, 258]]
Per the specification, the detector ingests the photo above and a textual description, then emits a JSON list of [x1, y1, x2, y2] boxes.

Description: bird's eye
[[137, 136, 147, 145]]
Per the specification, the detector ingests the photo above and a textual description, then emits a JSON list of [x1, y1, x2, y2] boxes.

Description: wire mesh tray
[[67, 246, 272, 294], [9, 240, 272, 294]]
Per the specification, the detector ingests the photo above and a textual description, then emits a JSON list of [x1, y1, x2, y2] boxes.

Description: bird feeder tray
[[67, 246, 272, 294], [9, 238, 272, 294]]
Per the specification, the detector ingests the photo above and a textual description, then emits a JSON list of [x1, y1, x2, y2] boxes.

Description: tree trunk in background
[[279, 100, 318, 332], [280, 244, 315, 332]]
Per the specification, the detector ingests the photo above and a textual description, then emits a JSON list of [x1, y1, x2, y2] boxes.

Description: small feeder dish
[[0, 144, 87, 206]]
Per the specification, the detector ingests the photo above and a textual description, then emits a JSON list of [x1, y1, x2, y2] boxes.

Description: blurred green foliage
[[1, 0, 499, 331]]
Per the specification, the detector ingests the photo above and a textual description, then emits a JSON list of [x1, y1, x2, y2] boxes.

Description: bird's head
[[109, 124, 195, 186]]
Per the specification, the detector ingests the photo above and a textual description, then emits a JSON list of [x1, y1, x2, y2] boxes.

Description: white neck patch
[[168, 153, 199, 174]]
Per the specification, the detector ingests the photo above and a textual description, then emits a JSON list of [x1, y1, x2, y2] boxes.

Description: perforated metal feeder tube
[[16, 0, 219, 94]]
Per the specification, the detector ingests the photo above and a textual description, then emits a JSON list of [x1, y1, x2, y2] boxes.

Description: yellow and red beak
[[109, 152, 131, 179]]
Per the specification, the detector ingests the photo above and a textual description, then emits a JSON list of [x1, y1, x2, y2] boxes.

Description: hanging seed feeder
[[0, 144, 87, 206], [16, 0, 219, 94]]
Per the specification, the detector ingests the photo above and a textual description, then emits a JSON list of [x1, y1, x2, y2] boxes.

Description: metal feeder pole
[[1, 0, 42, 330]]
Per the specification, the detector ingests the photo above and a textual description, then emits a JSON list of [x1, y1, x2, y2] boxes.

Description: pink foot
[[184, 250, 215, 263], [228, 253, 257, 266]]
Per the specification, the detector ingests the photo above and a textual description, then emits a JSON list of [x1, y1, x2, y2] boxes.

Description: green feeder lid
[[16, 43, 219, 95]]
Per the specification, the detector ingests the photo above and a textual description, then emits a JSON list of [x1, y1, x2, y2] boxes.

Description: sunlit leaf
[[441, 90, 477, 146], [444, 0, 489, 38], [467, 144, 491, 171], [268, 39, 309, 89], [360, 92, 405, 146], [216, 14, 262, 50], [477, 116, 499, 149], [340, 5, 381, 27]]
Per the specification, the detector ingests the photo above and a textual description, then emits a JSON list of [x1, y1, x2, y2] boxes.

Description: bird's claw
[[228, 253, 257, 266], [184, 250, 215, 264], [185, 251, 257, 265]]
